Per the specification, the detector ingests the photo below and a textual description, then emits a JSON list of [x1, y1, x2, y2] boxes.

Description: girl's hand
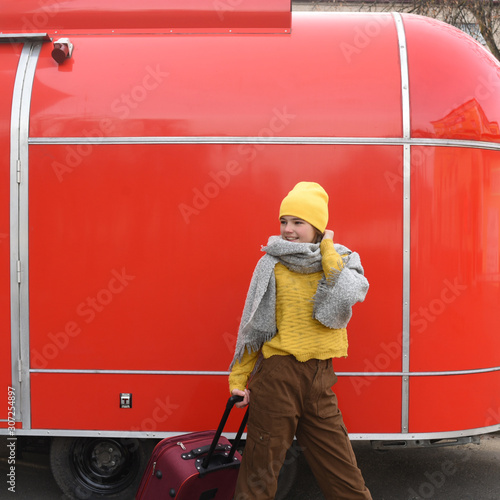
[[322, 229, 334, 241], [231, 388, 250, 408]]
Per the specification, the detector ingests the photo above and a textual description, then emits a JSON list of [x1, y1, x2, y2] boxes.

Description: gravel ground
[[284, 431, 500, 500]]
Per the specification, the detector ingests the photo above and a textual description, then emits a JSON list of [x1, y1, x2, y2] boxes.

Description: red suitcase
[[136, 395, 248, 500]]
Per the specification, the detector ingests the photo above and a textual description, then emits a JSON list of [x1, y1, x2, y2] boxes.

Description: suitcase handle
[[200, 395, 249, 470], [183, 443, 229, 458]]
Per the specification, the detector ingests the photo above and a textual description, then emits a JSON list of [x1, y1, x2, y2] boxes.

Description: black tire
[[50, 437, 155, 499], [274, 441, 301, 500]]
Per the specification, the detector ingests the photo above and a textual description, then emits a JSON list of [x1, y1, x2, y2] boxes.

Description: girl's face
[[280, 216, 319, 243]]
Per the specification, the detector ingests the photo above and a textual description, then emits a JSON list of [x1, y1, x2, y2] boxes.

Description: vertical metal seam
[[10, 41, 41, 430], [10, 43, 31, 429], [393, 11, 411, 434]]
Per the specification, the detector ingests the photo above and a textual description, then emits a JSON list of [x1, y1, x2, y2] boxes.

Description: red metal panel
[[30, 373, 242, 432], [4, 9, 499, 439], [29, 143, 402, 387], [30, 373, 402, 434], [410, 146, 500, 372], [409, 372, 500, 433], [0, 45, 22, 426], [336, 377, 402, 434], [0, 0, 291, 34], [28, 13, 402, 139], [405, 15, 500, 144]]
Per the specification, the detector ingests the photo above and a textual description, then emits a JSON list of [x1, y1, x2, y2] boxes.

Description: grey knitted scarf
[[229, 235, 369, 369]]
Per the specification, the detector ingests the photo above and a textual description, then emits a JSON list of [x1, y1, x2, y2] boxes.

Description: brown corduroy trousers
[[234, 355, 372, 500]]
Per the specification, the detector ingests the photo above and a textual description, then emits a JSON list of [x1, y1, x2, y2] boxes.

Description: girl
[[229, 182, 372, 500]]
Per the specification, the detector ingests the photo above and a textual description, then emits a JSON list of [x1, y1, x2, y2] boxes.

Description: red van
[[1, 1, 499, 498]]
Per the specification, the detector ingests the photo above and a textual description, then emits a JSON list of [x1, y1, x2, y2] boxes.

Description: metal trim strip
[[27, 136, 500, 149], [401, 142, 411, 434], [29, 369, 231, 375], [349, 423, 500, 441], [393, 12, 411, 140], [28, 366, 500, 376], [399, 138, 500, 149], [9, 43, 30, 432], [28, 136, 407, 145], [0, 33, 51, 42], [393, 10, 412, 435], [1, 423, 499, 441], [10, 42, 42, 431], [339, 366, 500, 377], [28, 136, 410, 145]]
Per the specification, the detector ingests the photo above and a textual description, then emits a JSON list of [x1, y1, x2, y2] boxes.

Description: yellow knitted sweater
[[229, 239, 348, 392]]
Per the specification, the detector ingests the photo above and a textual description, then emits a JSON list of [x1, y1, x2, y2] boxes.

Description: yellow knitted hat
[[279, 182, 329, 232]]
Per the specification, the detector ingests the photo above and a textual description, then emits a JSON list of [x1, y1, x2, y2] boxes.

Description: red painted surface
[[0, 45, 21, 427], [410, 146, 500, 373], [405, 15, 500, 143], [28, 144, 402, 377], [30, 372, 403, 434], [30, 372, 241, 432], [337, 376, 402, 434], [27, 14, 401, 139], [2, 6, 500, 436], [0, 0, 291, 34], [409, 371, 500, 433]]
